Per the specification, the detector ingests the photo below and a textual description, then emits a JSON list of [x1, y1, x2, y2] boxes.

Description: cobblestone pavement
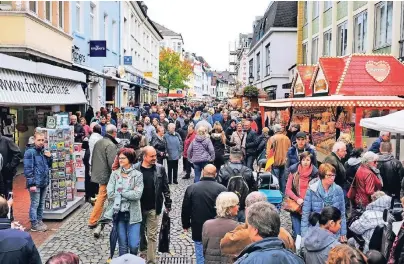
[[38, 159, 292, 263]]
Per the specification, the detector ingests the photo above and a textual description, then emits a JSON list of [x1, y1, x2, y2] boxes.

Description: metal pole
[[396, 133, 401, 160]]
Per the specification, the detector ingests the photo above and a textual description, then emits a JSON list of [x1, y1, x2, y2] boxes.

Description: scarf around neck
[[318, 181, 335, 207]]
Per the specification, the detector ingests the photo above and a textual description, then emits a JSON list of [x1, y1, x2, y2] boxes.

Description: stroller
[[256, 159, 283, 210]]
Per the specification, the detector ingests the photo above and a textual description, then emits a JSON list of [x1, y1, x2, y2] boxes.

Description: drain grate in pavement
[[158, 256, 194, 264]]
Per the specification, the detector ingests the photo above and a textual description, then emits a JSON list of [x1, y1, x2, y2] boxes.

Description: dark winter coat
[[117, 131, 132, 140], [210, 132, 235, 159], [181, 177, 227, 241], [91, 135, 119, 185], [377, 153, 404, 198], [202, 217, 239, 264], [286, 143, 317, 169], [256, 134, 270, 160], [235, 237, 304, 264], [0, 218, 42, 264], [344, 157, 361, 186], [72, 123, 85, 143], [23, 145, 52, 188], [133, 162, 172, 215], [0, 134, 21, 179], [323, 152, 346, 188], [244, 129, 258, 156], [221, 119, 232, 132], [187, 135, 215, 164], [225, 126, 236, 140], [217, 161, 257, 209], [151, 134, 166, 161]]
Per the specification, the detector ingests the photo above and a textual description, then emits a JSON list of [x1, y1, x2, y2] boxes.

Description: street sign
[[144, 72, 153, 78], [89, 40, 107, 57], [124, 56, 132, 65]]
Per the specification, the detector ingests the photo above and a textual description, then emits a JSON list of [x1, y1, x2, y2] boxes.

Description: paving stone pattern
[[38, 159, 292, 263]]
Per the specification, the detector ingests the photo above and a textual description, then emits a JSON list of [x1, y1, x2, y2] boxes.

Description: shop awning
[[0, 68, 87, 106], [259, 95, 404, 108], [360, 110, 404, 134]]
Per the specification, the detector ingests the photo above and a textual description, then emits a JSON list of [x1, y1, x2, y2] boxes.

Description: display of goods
[[328, 122, 336, 132], [320, 124, 328, 133]]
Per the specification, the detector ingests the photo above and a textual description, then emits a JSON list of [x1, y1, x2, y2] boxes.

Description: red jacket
[[353, 165, 382, 208], [183, 132, 196, 158]]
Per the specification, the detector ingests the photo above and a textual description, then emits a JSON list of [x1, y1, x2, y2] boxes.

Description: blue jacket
[[301, 179, 347, 237], [235, 237, 304, 264], [369, 137, 382, 153], [0, 218, 41, 264], [23, 146, 52, 188], [212, 113, 223, 124], [163, 132, 183, 160], [286, 143, 317, 168]]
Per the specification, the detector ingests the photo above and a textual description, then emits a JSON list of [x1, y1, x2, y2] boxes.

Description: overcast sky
[[146, 0, 270, 71]]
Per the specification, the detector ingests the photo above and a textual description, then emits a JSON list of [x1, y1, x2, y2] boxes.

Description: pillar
[[355, 107, 363, 148]]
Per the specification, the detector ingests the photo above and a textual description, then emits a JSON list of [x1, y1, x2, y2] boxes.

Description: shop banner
[[0, 68, 87, 106], [89, 40, 107, 57]]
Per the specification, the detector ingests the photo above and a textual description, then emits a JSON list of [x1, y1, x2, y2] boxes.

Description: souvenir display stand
[[39, 114, 85, 220], [260, 55, 404, 162], [74, 143, 85, 191], [117, 107, 137, 132]]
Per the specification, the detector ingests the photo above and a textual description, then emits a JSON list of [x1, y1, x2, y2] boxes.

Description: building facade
[[154, 21, 184, 58], [121, 1, 162, 105], [248, 1, 298, 100], [297, 1, 404, 65], [229, 33, 253, 94]]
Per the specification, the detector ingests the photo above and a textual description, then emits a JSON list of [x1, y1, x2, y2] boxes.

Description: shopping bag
[[158, 211, 171, 253]]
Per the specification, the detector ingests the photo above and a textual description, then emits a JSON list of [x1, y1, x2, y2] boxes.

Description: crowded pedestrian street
[[3, 1, 404, 264]]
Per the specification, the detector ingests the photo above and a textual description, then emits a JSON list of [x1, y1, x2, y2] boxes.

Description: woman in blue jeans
[[285, 151, 318, 239], [104, 148, 144, 256], [187, 126, 215, 182]]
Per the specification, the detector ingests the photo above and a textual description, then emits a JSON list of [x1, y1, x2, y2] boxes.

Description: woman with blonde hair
[[193, 111, 202, 125], [187, 126, 215, 182], [202, 192, 239, 264], [211, 122, 235, 171]]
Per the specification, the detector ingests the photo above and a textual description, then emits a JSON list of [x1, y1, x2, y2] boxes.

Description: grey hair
[[273, 124, 282, 133], [247, 201, 280, 238], [380, 141, 392, 153], [168, 123, 175, 130], [106, 124, 117, 135], [197, 126, 208, 136], [332, 141, 346, 153], [371, 191, 386, 201], [380, 131, 390, 137], [230, 149, 243, 161], [362, 151, 379, 164], [245, 191, 267, 208], [216, 192, 239, 218]]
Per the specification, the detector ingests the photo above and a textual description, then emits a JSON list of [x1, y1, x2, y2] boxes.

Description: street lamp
[[248, 74, 254, 84]]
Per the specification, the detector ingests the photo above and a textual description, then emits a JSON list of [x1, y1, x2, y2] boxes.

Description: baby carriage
[[256, 159, 283, 211]]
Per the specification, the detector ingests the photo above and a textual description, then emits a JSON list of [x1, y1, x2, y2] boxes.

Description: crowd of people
[[1, 101, 404, 264]]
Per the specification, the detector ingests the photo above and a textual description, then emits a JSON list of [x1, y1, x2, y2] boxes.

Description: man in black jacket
[[0, 134, 21, 198], [182, 164, 227, 264], [377, 142, 404, 198], [217, 148, 257, 222], [0, 196, 41, 264], [243, 121, 258, 169], [221, 112, 232, 132], [225, 120, 237, 141], [70, 115, 85, 143], [135, 146, 171, 264]]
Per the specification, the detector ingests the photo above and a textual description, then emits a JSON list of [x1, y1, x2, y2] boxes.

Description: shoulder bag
[[282, 172, 302, 214]]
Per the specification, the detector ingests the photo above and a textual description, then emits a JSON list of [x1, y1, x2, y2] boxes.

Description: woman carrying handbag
[[284, 151, 318, 239]]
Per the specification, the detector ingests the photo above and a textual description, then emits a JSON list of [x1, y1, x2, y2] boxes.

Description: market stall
[[260, 55, 404, 161]]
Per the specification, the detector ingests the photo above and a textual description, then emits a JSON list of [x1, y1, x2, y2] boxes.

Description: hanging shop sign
[[0, 69, 87, 106], [124, 56, 132, 65], [72, 46, 86, 64], [365, 61, 390, 82], [103, 66, 118, 78], [143, 72, 153, 78], [89, 40, 107, 57]]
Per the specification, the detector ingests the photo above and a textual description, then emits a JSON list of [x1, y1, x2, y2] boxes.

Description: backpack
[[226, 166, 249, 209]]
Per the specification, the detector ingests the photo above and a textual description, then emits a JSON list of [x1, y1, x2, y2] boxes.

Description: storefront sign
[[0, 69, 87, 106], [123, 56, 132, 65], [118, 66, 126, 79], [143, 72, 153, 78], [89, 40, 107, 57], [365, 61, 390, 82], [103, 66, 118, 78], [72, 46, 86, 64]]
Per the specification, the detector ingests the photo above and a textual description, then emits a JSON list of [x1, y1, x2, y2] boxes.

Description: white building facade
[[248, 1, 298, 100], [121, 1, 162, 104]]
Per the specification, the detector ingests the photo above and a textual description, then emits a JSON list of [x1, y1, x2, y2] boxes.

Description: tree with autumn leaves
[[159, 48, 193, 95]]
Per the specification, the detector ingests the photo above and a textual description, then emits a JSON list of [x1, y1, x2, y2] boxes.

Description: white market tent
[[360, 110, 404, 134]]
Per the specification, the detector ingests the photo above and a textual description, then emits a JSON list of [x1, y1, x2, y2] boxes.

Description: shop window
[[311, 37, 319, 63], [104, 13, 108, 42], [45, 1, 51, 22], [337, 21, 348, 56], [304, 1, 308, 24], [323, 30, 332, 56], [302, 42, 308, 64], [249, 59, 253, 80], [354, 11, 367, 53], [256, 53, 260, 81], [28, 1, 37, 13], [112, 20, 117, 52], [75, 2, 82, 33], [374, 1, 393, 49], [58, 1, 64, 29]]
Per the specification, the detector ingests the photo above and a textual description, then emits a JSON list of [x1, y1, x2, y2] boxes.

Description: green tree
[[159, 48, 193, 95], [243, 85, 259, 97]]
